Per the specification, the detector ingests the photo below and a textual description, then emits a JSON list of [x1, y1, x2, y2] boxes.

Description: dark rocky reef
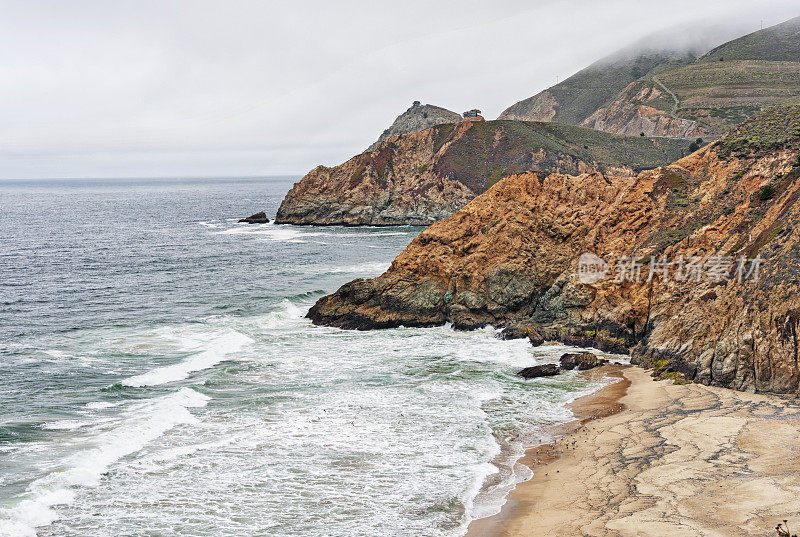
[[239, 211, 270, 224]]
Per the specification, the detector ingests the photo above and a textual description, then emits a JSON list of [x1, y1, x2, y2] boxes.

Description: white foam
[[41, 420, 94, 431], [0, 388, 209, 537], [122, 329, 254, 387], [42, 350, 70, 359], [258, 300, 306, 330], [84, 401, 119, 410], [326, 261, 389, 274]]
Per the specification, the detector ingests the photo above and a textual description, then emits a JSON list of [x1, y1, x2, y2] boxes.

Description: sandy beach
[[467, 365, 800, 537]]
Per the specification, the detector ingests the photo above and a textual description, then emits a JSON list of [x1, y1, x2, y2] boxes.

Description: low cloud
[[1, 0, 797, 179]]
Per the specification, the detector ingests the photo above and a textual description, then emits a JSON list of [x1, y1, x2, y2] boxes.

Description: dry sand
[[466, 365, 800, 537]]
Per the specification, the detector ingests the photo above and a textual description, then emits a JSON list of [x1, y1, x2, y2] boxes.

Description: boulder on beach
[[560, 352, 602, 371], [239, 211, 270, 224], [517, 363, 560, 379]]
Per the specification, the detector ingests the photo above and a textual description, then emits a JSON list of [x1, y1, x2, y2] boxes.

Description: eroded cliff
[[275, 120, 690, 226], [308, 107, 800, 394]]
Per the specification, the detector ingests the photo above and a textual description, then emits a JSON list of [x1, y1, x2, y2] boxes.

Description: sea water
[[0, 177, 614, 537]]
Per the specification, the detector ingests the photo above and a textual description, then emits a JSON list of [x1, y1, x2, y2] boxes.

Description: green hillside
[[500, 16, 800, 140], [656, 60, 800, 135], [499, 51, 698, 124], [433, 120, 692, 191], [541, 53, 695, 125], [700, 16, 800, 63], [716, 105, 800, 157]]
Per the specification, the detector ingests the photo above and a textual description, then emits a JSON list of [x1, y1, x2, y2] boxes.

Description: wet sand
[[466, 365, 800, 537]]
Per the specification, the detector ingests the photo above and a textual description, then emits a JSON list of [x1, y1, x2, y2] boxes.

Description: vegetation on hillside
[[717, 105, 800, 157], [656, 61, 800, 135], [700, 16, 800, 63], [540, 53, 698, 125], [501, 16, 800, 140], [432, 120, 691, 191]]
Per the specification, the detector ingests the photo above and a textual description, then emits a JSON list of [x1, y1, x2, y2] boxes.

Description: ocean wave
[[257, 299, 306, 330], [215, 223, 330, 242], [0, 388, 209, 537], [40, 420, 95, 431], [324, 261, 390, 274], [122, 328, 254, 387]]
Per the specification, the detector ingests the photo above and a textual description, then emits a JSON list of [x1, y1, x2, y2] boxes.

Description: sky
[[1, 0, 798, 179]]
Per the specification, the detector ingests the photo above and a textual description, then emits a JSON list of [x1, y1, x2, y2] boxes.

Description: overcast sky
[[1, 0, 798, 179]]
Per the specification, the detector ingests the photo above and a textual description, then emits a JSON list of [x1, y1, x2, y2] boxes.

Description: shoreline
[[466, 364, 632, 537], [466, 365, 800, 537]]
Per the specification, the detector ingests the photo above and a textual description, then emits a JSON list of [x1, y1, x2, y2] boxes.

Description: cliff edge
[[308, 106, 800, 394]]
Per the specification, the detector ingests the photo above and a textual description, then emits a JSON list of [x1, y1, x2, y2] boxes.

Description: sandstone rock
[[308, 107, 800, 395], [517, 364, 560, 379], [239, 211, 270, 224], [275, 120, 689, 226]]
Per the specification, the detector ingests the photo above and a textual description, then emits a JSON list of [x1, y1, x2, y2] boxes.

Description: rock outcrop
[[238, 211, 270, 224], [275, 120, 691, 226], [581, 79, 707, 139], [367, 102, 462, 152], [560, 352, 603, 371], [517, 364, 560, 379], [308, 107, 800, 394]]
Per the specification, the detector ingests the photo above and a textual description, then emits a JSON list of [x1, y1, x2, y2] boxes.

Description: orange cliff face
[[274, 120, 691, 226], [308, 107, 800, 394]]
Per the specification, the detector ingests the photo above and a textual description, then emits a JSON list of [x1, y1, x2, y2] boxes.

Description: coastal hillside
[[502, 17, 800, 139], [498, 49, 699, 125], [275, 120, 691, 226], [308, 106, 800, 394], [366, 101, 462, 152]]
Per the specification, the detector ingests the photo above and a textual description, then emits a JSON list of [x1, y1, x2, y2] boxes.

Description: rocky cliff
[[580, 78, 707, 138], [275, 120, 691, 226], [308, 106, 800, 394], [367, 102, 462, 152]]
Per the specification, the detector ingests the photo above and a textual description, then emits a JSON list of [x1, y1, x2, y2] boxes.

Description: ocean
[[0, 177, 614, 537]]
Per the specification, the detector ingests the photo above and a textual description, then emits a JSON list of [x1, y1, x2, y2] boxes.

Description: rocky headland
[[308, 106, 800, 394], [275, 120, 690, 226]]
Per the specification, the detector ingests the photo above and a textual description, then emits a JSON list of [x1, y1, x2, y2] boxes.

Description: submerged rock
[[497, 322, 545, 346], [517, 364, 560, 379], [239, 211, 270, 224]]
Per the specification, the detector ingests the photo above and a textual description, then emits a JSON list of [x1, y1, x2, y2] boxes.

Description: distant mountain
[[367, 102, 462, 152], [501, 17, 800, 139], [497, 23, 746, 125]]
